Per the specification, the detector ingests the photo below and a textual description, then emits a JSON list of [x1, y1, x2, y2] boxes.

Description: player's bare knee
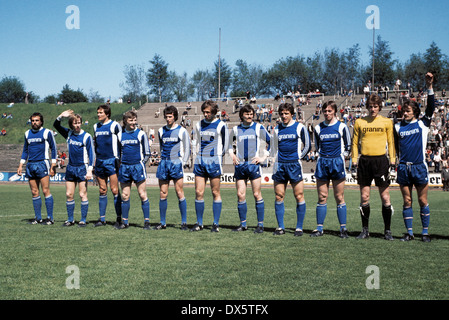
[[159, 190, 168, 199], [275, 193, 284, 202], [334, 194, 345, 205], [66, 193, 74, 201], [252, 190, 262, 200], [110, 186, 119, 196]]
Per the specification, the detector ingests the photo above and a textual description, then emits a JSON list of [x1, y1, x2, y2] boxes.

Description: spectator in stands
[[441, 162, 449, 191], [363, 85, 370, 98], [248, 96, 255, 104], [57, 151, 63, 168], [221, 109, 227, 120], [434, 150, 442, 173], [268, 106, 273, 123], [426, 148, 433, 169], [305, 150, 315, 162], [435, 130, 444, 148]]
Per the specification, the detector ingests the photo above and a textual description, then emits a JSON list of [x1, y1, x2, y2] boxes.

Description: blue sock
[[420, 205, 430, 235], [296, 201, 306, 231], [238, 200, 247, 227], [66, 200, 75, 222], [255, 199, 264, 226], [45, 195, 54, 220], [195, 199, 204, 226], [402, 206, 414, 235], [275, 201, 285, 230], [179, 198, 187, 224], [121, 199, 130, 225], [213, 200, 222, 226], [32, 196, 42, 221], [114, 193, 122, 218], [316, 203, 327, 232], [99, 195, 107, 221], [159, 198, 168, 225], [337, 203, 347, 231], [80, 200, 88, 223], [142, 199, 150, 222]]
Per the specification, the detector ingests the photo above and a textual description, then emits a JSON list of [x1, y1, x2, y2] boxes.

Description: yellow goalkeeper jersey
[[351, 115, 396, 164]]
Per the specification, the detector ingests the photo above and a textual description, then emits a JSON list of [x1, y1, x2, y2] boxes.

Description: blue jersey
[[20, 127, 57, 164], [229, 122, 271, 161], [271, 121, 310, 163], [158, 124, 190, 163], [193, 118, 228, 160], [394, 93, 435, 164], [314, 120, 351, 158], [53, 119, 94, 168], [93, 120, 121, 160], [118, 128, 150, 165]]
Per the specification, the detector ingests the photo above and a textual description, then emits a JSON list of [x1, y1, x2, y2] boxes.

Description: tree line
[[1, 36, 448, 104], [122, 37, 449, 103]]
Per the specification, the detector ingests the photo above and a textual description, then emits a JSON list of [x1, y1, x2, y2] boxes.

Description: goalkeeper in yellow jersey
[[351, 93, 396, 240]]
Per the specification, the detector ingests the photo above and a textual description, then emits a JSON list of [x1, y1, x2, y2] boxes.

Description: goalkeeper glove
[[389, 165, 397, 180]]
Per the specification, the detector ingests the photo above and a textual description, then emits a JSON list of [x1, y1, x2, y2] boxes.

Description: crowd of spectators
[[144, 86, 449, 174]]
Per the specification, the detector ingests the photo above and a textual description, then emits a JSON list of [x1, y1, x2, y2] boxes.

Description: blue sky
[[1, 0, 448, 101]]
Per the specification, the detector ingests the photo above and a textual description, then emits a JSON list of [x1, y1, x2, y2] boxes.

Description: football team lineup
[[16, 76, 444, 242]]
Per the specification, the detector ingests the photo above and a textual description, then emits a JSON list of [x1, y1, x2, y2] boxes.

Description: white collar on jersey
[[203, 118, 219, 124], [165, 123, 179, 130], [280, 120, 296, 128]]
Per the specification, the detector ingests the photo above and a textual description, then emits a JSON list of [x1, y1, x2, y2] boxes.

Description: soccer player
[[312, 101, 351, 238], [229, 104, 271, 233], [394, 72, 434, 242], [228, 104, 271, 233], [190, 100, 229, 232], [93, 104, 122, 227], [53, 110, 94, 227], [154, 106, 191, 230], [351, 93, 396, 240], [271, 103, 311, 236], [116, 111, 151, 230], [17, 112, 57, 224]]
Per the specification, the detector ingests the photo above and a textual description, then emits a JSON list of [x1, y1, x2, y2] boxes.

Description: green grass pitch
[[0, 183, 448, 301]]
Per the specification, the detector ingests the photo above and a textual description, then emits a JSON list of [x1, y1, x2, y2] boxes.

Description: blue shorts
[[118, 163, 147, 183], [65, 164, 88, 182], [272, 161, 303, 183], [193, 157, 222, 179], [234, 161, 261, 180], [25, 160, 50, 179], [94, 158, 118, 178], [397, 162, 429, 186], [157, 159, 184, 181], [315, 156, 346, 181]]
